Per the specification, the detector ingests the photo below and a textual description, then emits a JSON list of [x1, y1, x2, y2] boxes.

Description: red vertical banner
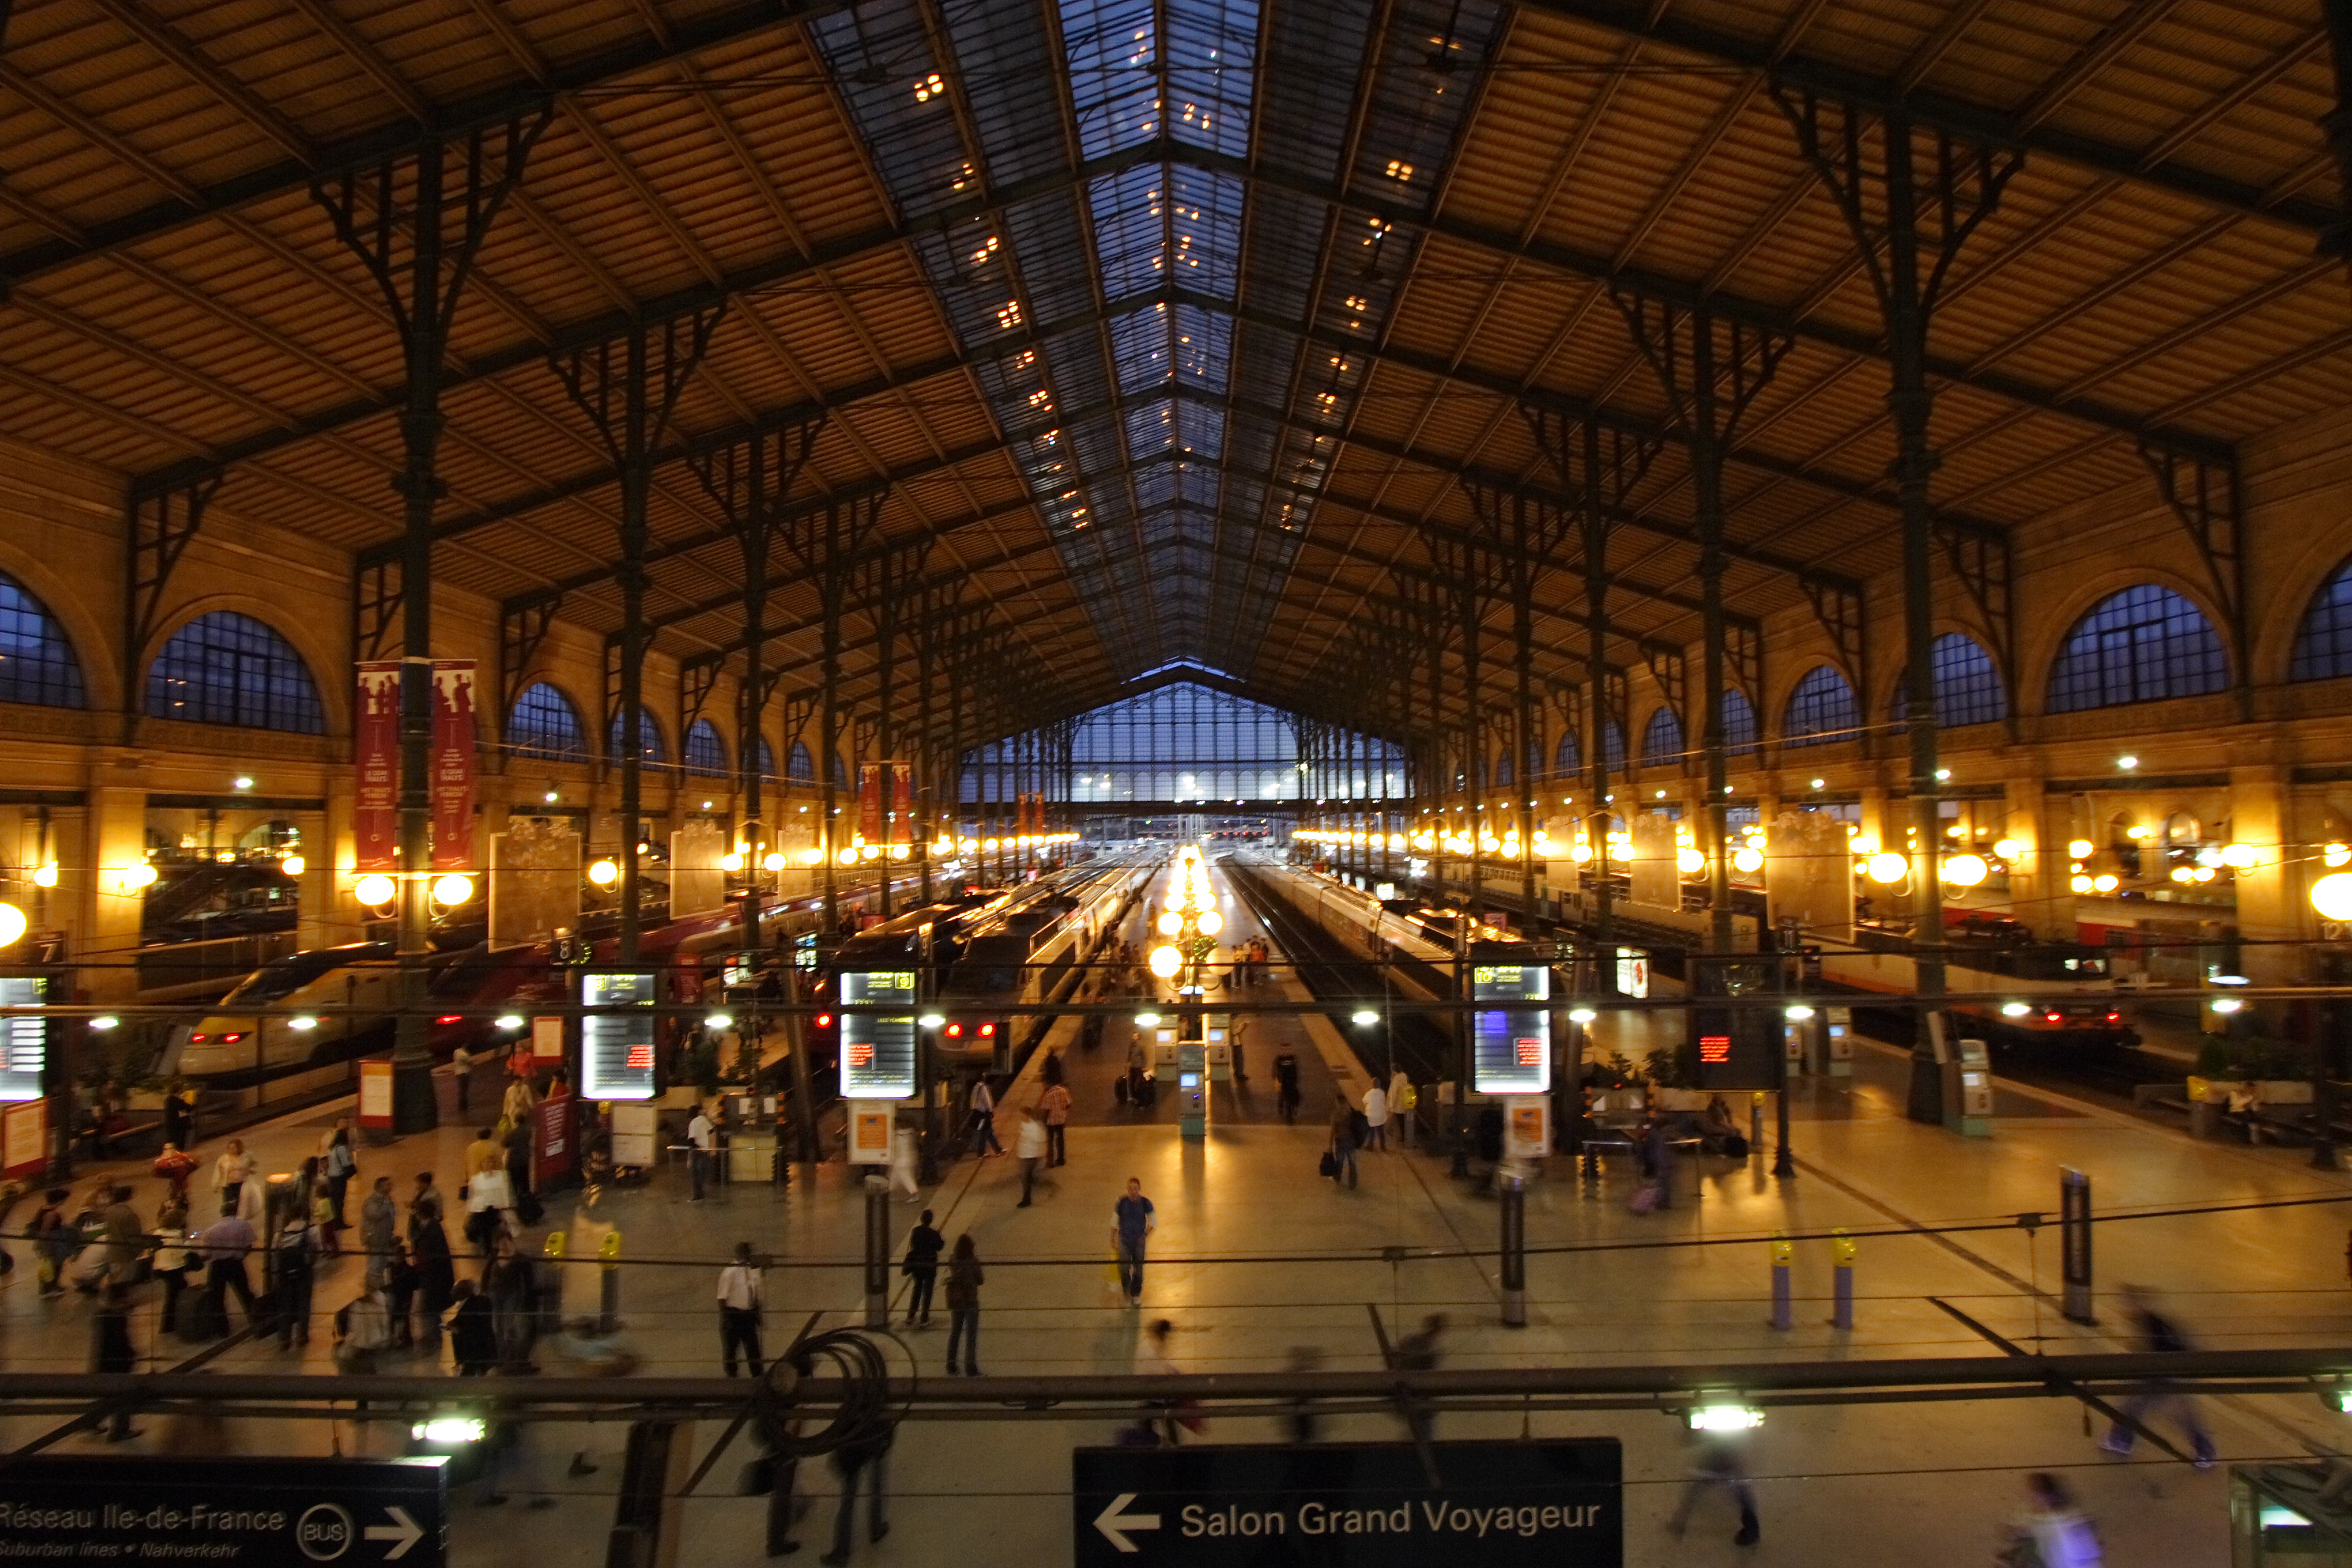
[[431, 660, 479, 870], [354, 661, 400, 872], [859, 762, 884, 843]]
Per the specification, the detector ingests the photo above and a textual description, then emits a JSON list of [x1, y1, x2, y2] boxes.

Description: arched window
[[1639, 707, 1683, 770], [1493, 751, 1514, 786], [1603, 721, 1626, 773], [1719, 688, 1758, 758], [0, 570, 86, 709], [1555, 731, 1581, 776], [1891, 634, 2008, 730], [1782, 665, 1861, 749], [787, 740, 814, 783], [606, 706, 666, 767], [683, 719, 728, 777], [755, 737, 777, 779], [145, 611, 324, 734], [2290, 558, 2352, 681], [508, 682, 587, 762], [2046, 585, 2227, 713]]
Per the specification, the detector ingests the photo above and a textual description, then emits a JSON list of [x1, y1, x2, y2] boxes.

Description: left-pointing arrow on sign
[[1092, 1492, 1162, 1554], [363, 1507, 424, 1561]]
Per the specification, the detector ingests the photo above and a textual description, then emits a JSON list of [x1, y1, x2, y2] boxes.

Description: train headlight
[[287, 1015, 318, 1032], [2211, 998, 2244, 1015], [1684, 1401, 1765, 1433], [431, 874, 474, 906], [1147, 945, 1182, 979], [704, 1013, 734, 1031], [353, 874, 396, 907], [1568, 1007, 1597, 1025], [1942, 854, 1989, 888], [2001, 1002, 2030, 1017], [917, 1013, 945, 1028], [88, 1016, 118, 1032], [412, 1416, 487, 1446], [495, 1015, 525, 1032], [1134, 1013, 1161, 1028], [1352, 1009, 1379, 1026], [1784, 1005, 1815, 1022], [587, 860, 619, 886], [1196, 909, 1224, 936], [1865, 853, 1907, 885]]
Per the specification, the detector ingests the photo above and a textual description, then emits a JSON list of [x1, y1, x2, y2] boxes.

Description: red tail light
[[2044, 1012, 2061, 1024], [437, 1015, 461, 1025], [223, 1032, 244, 1043], [190, 1032, 208, 1043], [2106, 1011, 2120, 1023], [946, 1023, 962, 1037], [979, 1022, 996, 1037], [816, 1013, 832, 1028]]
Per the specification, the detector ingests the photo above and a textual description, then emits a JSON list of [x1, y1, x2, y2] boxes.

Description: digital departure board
[[1690, 1004, 1777, 1091], [581, 971, 657, 1100], [1471, 962, 1551, 1094], [839, 969, 917, 1100], [0, 977, 44, 1102]]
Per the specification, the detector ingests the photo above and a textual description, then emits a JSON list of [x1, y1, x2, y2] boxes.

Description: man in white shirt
[[1362, 1082, 1390, 1151], [687, 1105, 716, 1201], [715, 1241, 764, 1377]]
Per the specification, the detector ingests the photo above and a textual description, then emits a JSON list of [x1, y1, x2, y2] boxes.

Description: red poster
[[431, 660, 478, 870], [860, 762, 913, 844], [532, 1093, 576, 1186], [354, 661, 400, 872]]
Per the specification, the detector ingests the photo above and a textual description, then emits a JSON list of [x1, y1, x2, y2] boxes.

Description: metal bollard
[[543, 1230, 567, 1326], [1830, 1228, 1855, 1330], [1769, 1232, 1793, 1330], [864, 1174, 890, 1328], [1749, 1092, 1764, 1154], [598, 1228, 622, 1333], [1499, 1171, 1527, 1328], [2060, 1166, 2095, 1324]]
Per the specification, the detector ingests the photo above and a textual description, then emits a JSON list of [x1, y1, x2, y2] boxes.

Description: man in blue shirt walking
[[1112, 1177, 1155, 1305]]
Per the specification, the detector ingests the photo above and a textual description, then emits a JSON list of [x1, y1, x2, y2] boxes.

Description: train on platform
[[817, 860, 1147, 1077], [1815, 928, 2137, 1052], [1241, 862, 1544, 1006], [161, 871, 921, 1084]]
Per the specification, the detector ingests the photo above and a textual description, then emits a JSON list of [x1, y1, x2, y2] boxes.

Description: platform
[[1, 852, 2346, 1566]]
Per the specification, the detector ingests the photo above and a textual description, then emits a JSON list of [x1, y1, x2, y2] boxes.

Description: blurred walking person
[[1999, 1472, 2102, 1567], [2100, 1283, 2217, 1467], [944, 1235, 983, 1376], [717, 1241, 765, 1377], [1015, 1107, 1048, 1207], [1326, 1092, 1360, 1189]]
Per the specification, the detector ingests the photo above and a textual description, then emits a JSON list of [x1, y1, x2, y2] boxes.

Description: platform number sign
[[839, 969, 918, 1099], [580, 971, 657, 1100], [1471, 964, 1550, 1095]]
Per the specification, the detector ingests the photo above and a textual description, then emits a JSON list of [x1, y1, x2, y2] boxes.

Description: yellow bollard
[[1831, 1228, 1855, 1330], [1769, 1231, 1793, 1330], [598, 1228, 622, 1331]]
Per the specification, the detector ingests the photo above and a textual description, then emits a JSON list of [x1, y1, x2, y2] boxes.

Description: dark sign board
[[838, 968, 917, 1099], [1471, 964, 1551, 1094], [581, 970, 657, 1100], [0, 1455, 448, 1568], [1690, 1004, 1778, 1091], [0, 975, 45, 1102], [1073, 1440, 1620, 1567]]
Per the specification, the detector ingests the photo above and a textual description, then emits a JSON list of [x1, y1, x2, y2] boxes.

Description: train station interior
[[2, 0, 2352, 1563]]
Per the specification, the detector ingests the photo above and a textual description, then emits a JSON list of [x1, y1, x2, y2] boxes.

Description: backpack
[[1394, 1083, 1418, 1112]]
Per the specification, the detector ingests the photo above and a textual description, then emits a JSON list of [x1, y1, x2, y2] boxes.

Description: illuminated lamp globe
[[1197, 909, 1224, 936], [1388, 834, 1405, 851], [0, 902, 26, 947], [722, 851, 744, 871], [431, 873, 474, 907], [2313, 873, 2352, 921], [1676, 848, 1705, 876], [2068, 838, 2095, 860], [2092, 873, 2120, 894], [934, 837, 955, 855], [1731, 846, 1764, 875], [587, 859, 619, 886], [836, 848, 860, 866], [280, 855, 305, 878], [1942, 854, 1990, 889], [31, 863, 58, 888], [1156, 909, 1183, 937], [2220, 843, 2257, 870], [2070, 874, 2094, 894], [127, 862, 159, 889], [1865, 852, 1908, 885], [763, 852, 785, 872], [353, 874, 395, 907], [1991, 838, 2021, 861], [801, 847, 826, 866], [2170, 866, 2194, 883], [889, 843, 911, 860], [1147, 945, 1182, 980], [1571, 843, 1593, 863]]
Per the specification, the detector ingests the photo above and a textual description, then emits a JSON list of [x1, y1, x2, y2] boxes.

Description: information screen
[[1690, 1004, 1778, 1091], [581, 971, 657, 1100], [1471, 963, 1551, 1094], [839, 969, 917, 1100], [0, 977, 42, 1102]]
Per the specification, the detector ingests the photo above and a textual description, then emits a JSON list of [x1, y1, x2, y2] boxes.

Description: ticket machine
[[1942, 1036, 1993, 1137], [1177, 1037, 1206, 1139]]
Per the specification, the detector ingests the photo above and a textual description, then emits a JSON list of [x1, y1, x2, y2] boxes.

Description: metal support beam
[[310, 111, 548, 1134], [2137, 444, 2251, 717], [120, 474, 218, 744]]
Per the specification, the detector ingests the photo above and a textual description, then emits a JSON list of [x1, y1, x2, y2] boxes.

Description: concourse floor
[[3, 853, 2347, 1565]]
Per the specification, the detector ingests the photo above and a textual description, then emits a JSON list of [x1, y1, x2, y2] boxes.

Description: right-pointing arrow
[[363, 1507, 424, 1561], [1093, 1492, 1162, 1554]]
